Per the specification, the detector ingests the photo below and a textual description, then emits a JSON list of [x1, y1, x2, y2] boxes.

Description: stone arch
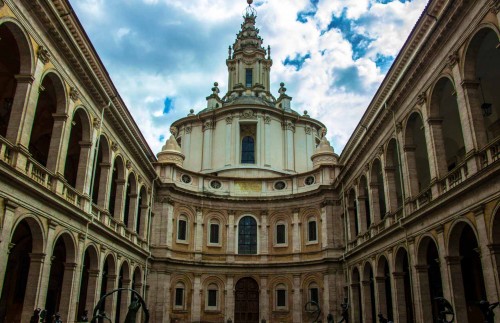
[[28, 71, 67, 170], [404, 112, 431, 198], [205, 211, 225, 246], [108, 155, 125, 218], [362, 261, 376, 323], [45, 231, 77, 321], [394, 246, 414, 323], [234, 276, 259, 323], [375, 255, 393, 321], [64, 106, 92, 191], [77, 244, 100, 319], [0, 18, 34, 140], [415, 235, 443, 322], [370, 158, 386, 221], [447, 220, 486, 322], [358, 175, 371, 231], [463, 25, 500, 147], [92, 134, 111, 207], [99, 253, 117, 317], [136, 185, 148, 237], [347, 188, 359, 239], [116, 260, 132, 322], [202, 276, 225, 312], [124, 171, 138, 230], [269, 212, 290, 247], [351, 267, 362, 323], [0, 217, 45, 322], [236, 214, 259, 255], [428, 76, 466, 176], [385, 138, 403, 212]]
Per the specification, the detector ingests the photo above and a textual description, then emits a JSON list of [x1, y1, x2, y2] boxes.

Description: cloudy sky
[[69, 0, 428, 154]]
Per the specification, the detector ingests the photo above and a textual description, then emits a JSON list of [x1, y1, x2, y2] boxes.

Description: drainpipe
[[143, 175, 159, 298]]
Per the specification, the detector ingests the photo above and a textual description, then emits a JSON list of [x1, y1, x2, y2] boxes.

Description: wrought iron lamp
[[479, 78, 492, 117]]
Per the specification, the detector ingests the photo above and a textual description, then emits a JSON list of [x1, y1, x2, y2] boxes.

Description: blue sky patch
[[374, 54, 394, 72], [296, 0, 319, 23], [332, 66, 364, 93], [163, 97, 174, 114], [283, 53, 311, 71], [159, 134, 165, 143], [326, 9, 374, 60]]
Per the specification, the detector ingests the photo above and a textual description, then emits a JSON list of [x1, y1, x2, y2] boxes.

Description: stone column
[[202, 120, 214, 171], [260, 212, 268, 257], [446, 256, 467, 322], [323, 272, 332, 321], [46, 113, 69, 175], [292, 274, 301, 323], [21, 253, 46, 322], [6, 74, 35, 147], [435, 226, 452, 301], [357, 196, 368, 233], [97, 162, 111, 209], [361, 280, 373, 323], [384, 166, 399, 213], [292, 209, 301, 261], [347, 206, 357, 240], [194, 208, 203, 258], [127, 193, 139, 231], [120, 279, 132, 321], [283, 120, 295, 171], [225, 275, 234, 322], [164, 200, 174, 248], [105, 274, 118, 319], [369, 182, 381, 224], [192, 275, 201, 322], [85, 269, 100, 314], [36, 221, 58, 309], [321, 206, 328, 249], [375, 276, 387, 318], [76, 141, 93, 194], [264, 116, 271, 166], [260, 276, 269, 321], [113, 179, 126, 221], [403, 145, 419, 198], [350, 282, 361, 323], [392, 272, 407, 323], [473, 206, 499, 302], [138, 205, 149, 239], [59, 262, 78, 322], [225, 117, 233, 166], [425, 118, 447, 181], [227, 212, 235, 261], [150, 271, 170, 323], [414, 265, 432, 323], [0, 200, 18, 295]]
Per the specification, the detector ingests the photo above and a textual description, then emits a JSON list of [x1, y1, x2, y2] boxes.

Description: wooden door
[[235, 277, 259, 323]]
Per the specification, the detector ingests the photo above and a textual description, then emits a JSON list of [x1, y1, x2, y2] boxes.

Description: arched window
[[275, 222, 287, 245], [241, 136, 255, 163], [177, 215, 188, 242], [206, 283, 219, 310], [238, 216, 257, 254], [208, 219, 220, 245], [275, 283, 287, 310], [307, 218, 318, 243], [308, 282, 320, 305], [174, 282, 185, 309]]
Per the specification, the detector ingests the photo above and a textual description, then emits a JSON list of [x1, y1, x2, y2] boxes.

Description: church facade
[[0, 0, 499, 322]]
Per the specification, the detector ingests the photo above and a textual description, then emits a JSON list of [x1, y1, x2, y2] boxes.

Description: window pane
[[175, 288, 184, 306], [208, 289, 217, 307], [277, 289, 286, 307], [246, 68, 253, 87], [310, 288, 319, 304], [238, 216, 257, 254], [178, 219, 187, 241], [308, 220, 317, 241], [210, 223, 219, 244], [276, 224, 286, 244], [241, 136, 255, 164]]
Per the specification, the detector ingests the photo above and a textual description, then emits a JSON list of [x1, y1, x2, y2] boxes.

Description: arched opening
[[429, 78, 466, 174], [394, 248, 414, 323], [385, 139, 403, 212], [0, 23, 20, 138], [358, 176, 371, 231], [108, 156, 125, 217], [347, 189, 359, 239], [0, 221, 31, 322], [362, 263, 376, 323], [115, 262, 131, 323], [124, 173, 137, 231], [136, 187, 147, 236], [234, 277, 259, 323], [376, 256, 393, 321], [370, 159, 386, 220], [45, 234, 76, 321], [99, 255, 116, 317], [63, 108, 91, 191], [29, 73, 66, 168], [404, 113, 431, 197], [91, 135, 110, 207], [133, 267, 142, 293], [416, 237, 443, 322], [238, 216, 257, 255], [492, 208, 500, 294], [464, 28, 500, 145], [351, 268, 362, 323]]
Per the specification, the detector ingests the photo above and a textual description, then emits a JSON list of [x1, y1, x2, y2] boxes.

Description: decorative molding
[[37, 46, 51, 64], [170, 126, 178, 136], [225, 116, 233, 124], [69, 87, 79, 102], [202, 121, 215, 131], [281, 120, 295, 132], [416, 92, 427, 106], [126, 160, 132, 170], [446, 51, 459, 68], [264, 116, 271, 124], [490, 0, 500, 13], [138, 175, 143, 183], [305, 126, 312, 135], [378, 145, 384, 156], [111, 142, 119, 152], [240, 109, 256, 119], [396, 122, 402, 133], [93, 117, 101, 129], [185, 126, 192, 134]]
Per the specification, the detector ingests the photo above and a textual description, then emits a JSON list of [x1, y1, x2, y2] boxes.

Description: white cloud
[[70, 0, 428, 154]]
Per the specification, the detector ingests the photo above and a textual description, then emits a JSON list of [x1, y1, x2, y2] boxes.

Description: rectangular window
[[276, 289, 286, 307], [175, 288, 184, 307], [310, 288, 319, 304], [276, 224, 286, 244], [246, 68, 253, 87], [308, 220, 317, 242], [210, 223, 220, 244], [178, 219, 187, 241], [208, 289, 217, 307], [240, 124, 256, 164]]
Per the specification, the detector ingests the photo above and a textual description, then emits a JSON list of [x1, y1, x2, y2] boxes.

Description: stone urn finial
[[157, 135, 185, 167]]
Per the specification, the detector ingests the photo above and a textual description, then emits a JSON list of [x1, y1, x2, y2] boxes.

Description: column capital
[[472, 205, 485, 217], [52, 113, 69, 121], [461, 79, 480, 90], [29, 252, 46, 262], [14, 74, 35, 84], [445, 256, 461, 265], [414, 264, 428, 272], [64, 262, 78, 269], [427, 118, 443, 126]]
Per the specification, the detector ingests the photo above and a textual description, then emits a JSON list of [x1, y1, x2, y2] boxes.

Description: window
[[207, 284, 218, 309], [177, 216, 188, 242], [308, 219, 317, 242], [175, 284, 185, 308], [209, 221, 220, 245], [241, 136, 255, 164], [276, 284, 287, 309], [238, 216, 257, 254], [276, 223, 286, 245], [309, 285, 319, 305], [246, 68, 253, 87]]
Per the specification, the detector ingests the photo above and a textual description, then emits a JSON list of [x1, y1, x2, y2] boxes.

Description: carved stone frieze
[[69, 87, 79, 102], [281, 120, 295, 132], [185, 126, 192, 134], [490, 0, 500, 13], [264, 116, 271, 124], [416, 92, 427, 106], [240, 109, 256, 119], [396, 122, 402, 133], [226, 116, 233, 124], [446, 51, 459, 68], [93, 117, 101, 129], [111, 142, 119, 152], [202, 121, 215, 131], [126, 160, 132, 170], [305, 126, 312, 135], [37, 46, 51, 64]]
